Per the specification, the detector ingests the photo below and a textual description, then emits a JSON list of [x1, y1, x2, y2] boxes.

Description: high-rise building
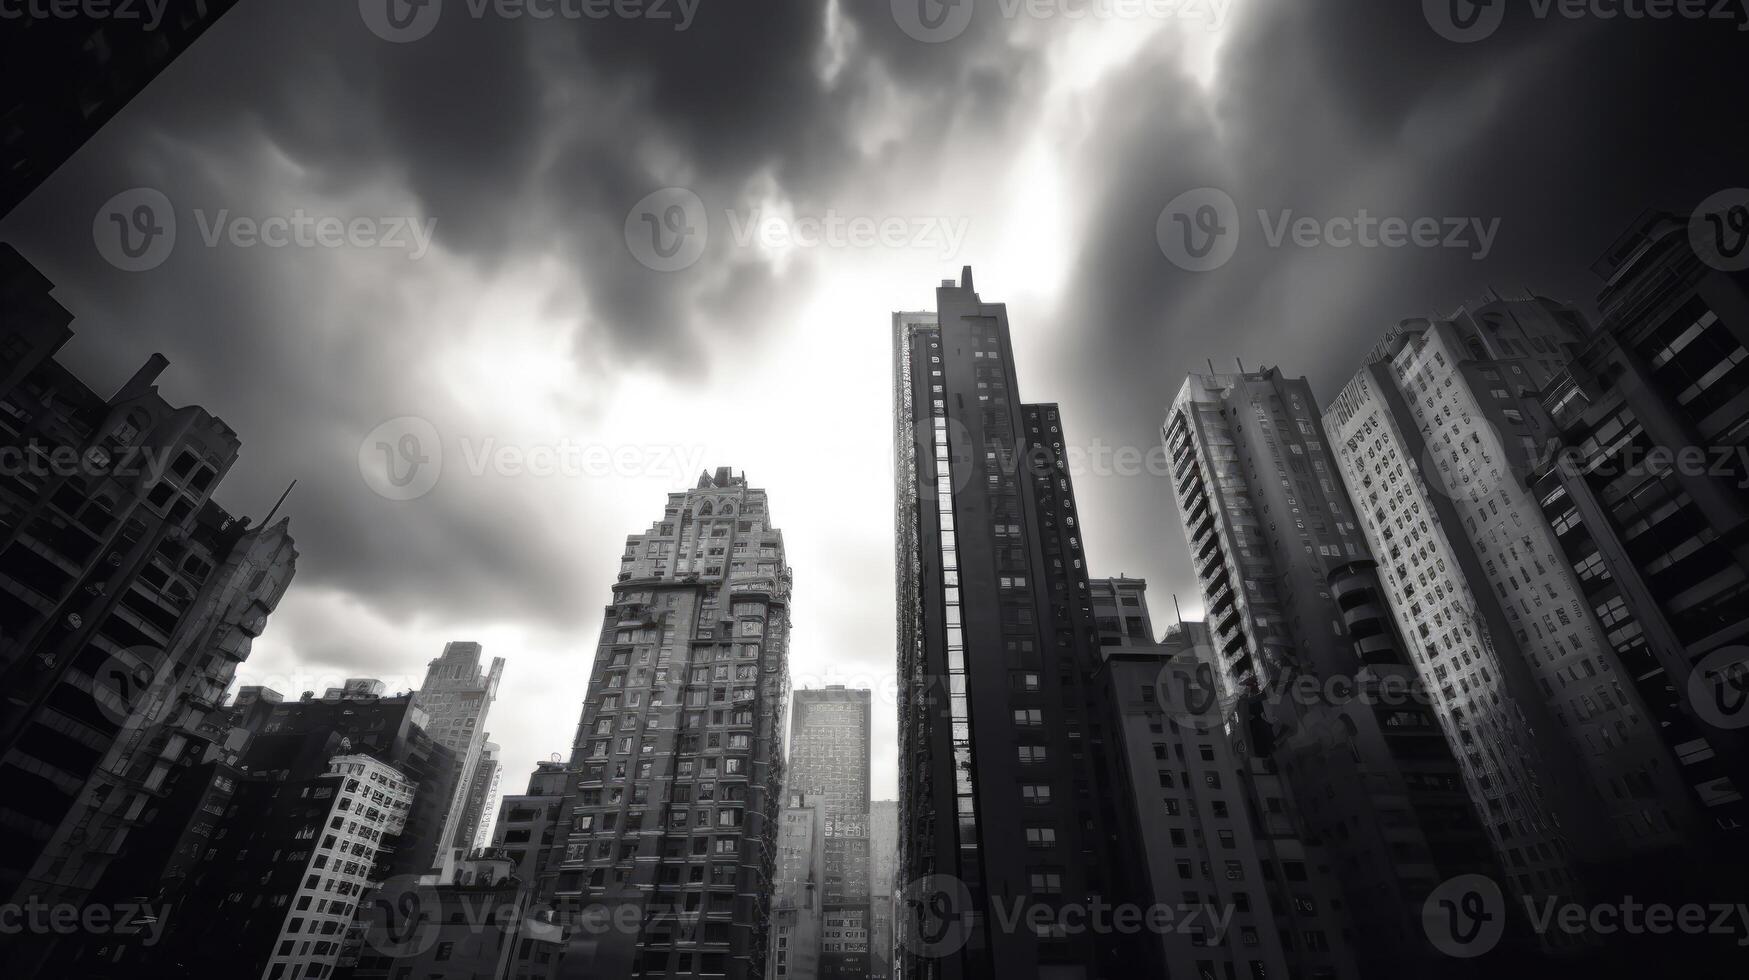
[[491, 759, 569, 885], [1325, 294, 1725, 915], [0, 244, 297, 974], [455, 740, 502, 856], [1163, 366, 1499, 977], [788, 686, 872, 980], [891, 269, 1160, 980], [413, 641, 505, 875], [770, 793, 827, 980], [75, 679, 462, 979], [866, 800, 898, 980], [538, 468, 793, 980], [1525, 211, 1749, 839], [0, 0, 240, 217], [1089, 579, 1360, 979]]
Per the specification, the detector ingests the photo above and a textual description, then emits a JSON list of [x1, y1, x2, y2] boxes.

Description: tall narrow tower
[[1163, 366, 1500, 977], [541, 469, 793, 980], [788, 687, 873, 980], [412, 640, 505, 875], [891, 270, 1159, 980]]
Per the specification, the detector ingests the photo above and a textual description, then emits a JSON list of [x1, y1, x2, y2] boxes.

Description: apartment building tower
[[892, 269, 1160, 980], [1163, 367, 1498, 978], [539, 468, 793, 980], [788, 686, 872, 980], [413, 641, 505, 873], [0, 245, 298, 975], [866, 800, 898, 980], [1089, 580, 1360, 980], [1526, 211, 1749, 840]]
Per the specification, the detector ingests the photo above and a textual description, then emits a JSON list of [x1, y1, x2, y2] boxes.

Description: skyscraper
[[72, 678, 462, 979], [412, 641, 505, 875], [1326, 295, 1718, 915], [891, 269, 1159, 980], [1526, 211, 1749, 838], [0, 244, 297, 974], [1089, 579, 1360, 980], [540, 468, 793, 980], [1163, 366, 1499, 977], [866, 800, 898, 980], [770, 793, 827, 980], [787, 686, 872, 980], [491, 758, 569, 885], [455, 739, 502, 856]]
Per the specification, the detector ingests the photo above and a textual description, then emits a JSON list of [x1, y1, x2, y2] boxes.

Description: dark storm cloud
[[2, 0, 1020, 630], [1036, 0, 1749, 615]]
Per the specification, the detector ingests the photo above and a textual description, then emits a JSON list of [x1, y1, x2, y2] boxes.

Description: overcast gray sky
[[3, 0, 1745, 815]]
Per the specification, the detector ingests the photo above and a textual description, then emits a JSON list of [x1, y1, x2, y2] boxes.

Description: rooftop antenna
[[1236, 357, 1245, 373], [1172, 593, 1185, 626], [262, 480, 297, 525], [1206, 358, 1217, 377]]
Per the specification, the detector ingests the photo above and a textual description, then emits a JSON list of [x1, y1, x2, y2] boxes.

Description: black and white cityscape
[[3, 2, 1749, 978]]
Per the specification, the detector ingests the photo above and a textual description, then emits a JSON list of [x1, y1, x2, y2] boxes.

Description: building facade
[[0, 245, 298, 975], [1163, 367, 1499, 977], [1090, 583, 1360, 980], [455, 740, 502, 856], [770, 793, 827, 980], [538, 468, 793, 980], [1325, 297, 1720, 921], [787, 686, 872, 980], [1526, 212, 1749, 842], [892, 269, 1160, 980], [413, 641, 505, 874], [866, 800, 897, 980], [491, 759, 568, 885]]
